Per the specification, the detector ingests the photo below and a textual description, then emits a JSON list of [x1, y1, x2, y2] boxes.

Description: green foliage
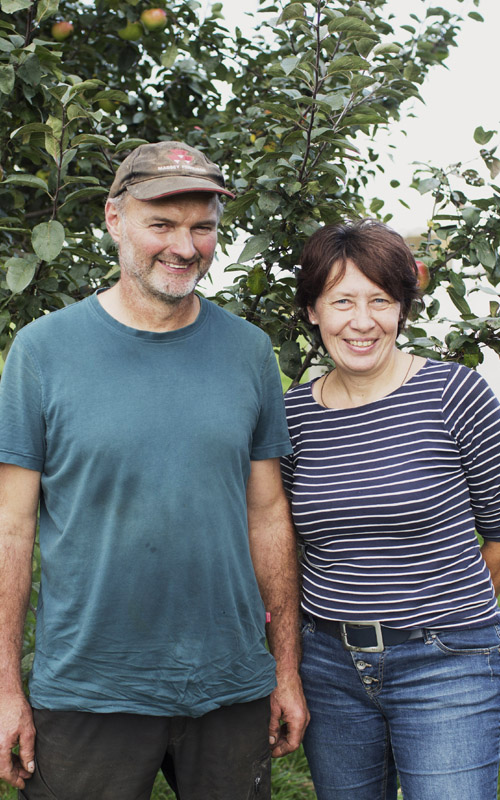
[[0, 0, 479, 378], [404, 131, 500, 367]]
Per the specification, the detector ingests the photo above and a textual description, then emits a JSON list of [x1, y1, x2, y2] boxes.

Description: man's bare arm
[[247, 458, 309, 758], [0, 463, 40, 789]]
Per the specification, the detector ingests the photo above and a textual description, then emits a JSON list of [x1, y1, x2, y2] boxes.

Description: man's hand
[[0, 693, 36, 789], [268, 672, 310, 758]]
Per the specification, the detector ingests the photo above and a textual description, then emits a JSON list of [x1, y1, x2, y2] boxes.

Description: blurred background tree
[[0, 0, 498, 385]]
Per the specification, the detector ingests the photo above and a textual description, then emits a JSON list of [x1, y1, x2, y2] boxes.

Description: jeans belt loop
[[340, 620, 385, 653]]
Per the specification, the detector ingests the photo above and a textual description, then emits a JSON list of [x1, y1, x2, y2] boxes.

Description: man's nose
[[169, 230, 197, 260]]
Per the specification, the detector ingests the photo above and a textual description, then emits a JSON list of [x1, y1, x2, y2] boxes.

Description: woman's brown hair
[[296, 219, 420, 335]]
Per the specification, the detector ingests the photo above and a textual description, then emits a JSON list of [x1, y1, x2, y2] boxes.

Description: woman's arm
[[480, 539, 500, 596]]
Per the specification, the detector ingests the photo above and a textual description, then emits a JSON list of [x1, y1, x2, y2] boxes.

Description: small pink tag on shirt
[[265, 612, 271, 623]]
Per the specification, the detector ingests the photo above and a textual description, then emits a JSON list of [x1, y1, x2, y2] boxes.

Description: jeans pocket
[[429, 623, 500, 655]]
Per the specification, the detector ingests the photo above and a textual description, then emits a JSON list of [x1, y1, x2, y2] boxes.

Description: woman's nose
[[350, 303, 375, 330]]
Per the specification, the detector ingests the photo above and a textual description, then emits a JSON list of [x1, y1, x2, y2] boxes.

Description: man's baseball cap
[[109, 141, 235, 200]]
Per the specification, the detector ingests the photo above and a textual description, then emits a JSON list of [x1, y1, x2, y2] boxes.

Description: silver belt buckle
[[340, 620, 384, 653]]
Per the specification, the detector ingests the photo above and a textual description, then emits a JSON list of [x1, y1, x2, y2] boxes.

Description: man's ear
[[105, 199, 122, 244], [307, 305, 318, 325]]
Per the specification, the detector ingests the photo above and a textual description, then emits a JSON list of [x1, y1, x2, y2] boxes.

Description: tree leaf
[[475, 239, 496, 268], [487, 158, 500, 180], [45, 133, 59, 163], [0, 64, 15, 94], [10, 122, 52, 139], [246, 266, 268, 294], [36, 0, 60, 22], [447, 287, 471, 316], [6, 257, 37, 293], [61, 187, 108, 205], [161, 44, 178, 69], [460, 206, 481, 226], [415, 177, 440, 195], [328, 16, 377, 38], [448, 272, 466, 297], [1, 0, 31, 11], [238, 234, 272, 263], [278, 3, 305, 23], [281, 56, 300, 76], [71, 133, 113, 147], [328, 55, 370, 74], [4, 173, 50, 192], [17, 53, 42, 86], [115, 138, 149, 153], [279, 340, 302, 379], [0, 310, 10, 334], [31, 220, 65, 261], [373, 43, 401, 55], [474, 126, 495, 145]]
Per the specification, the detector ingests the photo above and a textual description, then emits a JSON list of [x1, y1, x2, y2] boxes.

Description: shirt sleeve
[[249, 339, 292, 461], [442, 363, 500, 541], [0, 335, 46, 471]]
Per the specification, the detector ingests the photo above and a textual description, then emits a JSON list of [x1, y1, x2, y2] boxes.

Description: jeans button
[[357, 660, 367, 670], [362, 676, 374, 685]]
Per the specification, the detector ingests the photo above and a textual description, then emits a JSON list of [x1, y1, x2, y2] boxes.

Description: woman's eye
[[333, 299, 351, 307], [373, 298, 390, 307]]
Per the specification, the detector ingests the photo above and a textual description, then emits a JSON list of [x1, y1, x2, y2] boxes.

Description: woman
[[281, 219, 500, 800]]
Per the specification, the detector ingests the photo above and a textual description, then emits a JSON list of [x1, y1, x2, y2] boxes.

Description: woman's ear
[[308, 305, 318, 326]]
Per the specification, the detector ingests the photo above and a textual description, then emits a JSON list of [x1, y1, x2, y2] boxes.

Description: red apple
[[117, 21, 143, 40], [415, 260, 430, 291], [51, 21, 74, 41], [140, 8, 167, 31]]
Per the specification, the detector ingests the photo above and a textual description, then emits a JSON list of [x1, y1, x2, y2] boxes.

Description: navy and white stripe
[[281, 359, 500, 629]]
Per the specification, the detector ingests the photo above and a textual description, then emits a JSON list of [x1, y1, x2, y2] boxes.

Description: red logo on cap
[[169, 149, 194, 163]]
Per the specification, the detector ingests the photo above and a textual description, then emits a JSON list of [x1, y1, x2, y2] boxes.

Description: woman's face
[[308, 259, 401, 379]]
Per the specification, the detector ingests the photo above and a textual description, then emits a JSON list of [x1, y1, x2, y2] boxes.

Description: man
[[0, 141, 308, 799]]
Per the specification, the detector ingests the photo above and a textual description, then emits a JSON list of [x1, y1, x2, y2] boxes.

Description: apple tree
[[400, 125, 500, 370], [0, 0, 495, 389]]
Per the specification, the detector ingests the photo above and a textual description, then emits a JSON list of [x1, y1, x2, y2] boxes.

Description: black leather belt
[[307, 616, 424, 653]]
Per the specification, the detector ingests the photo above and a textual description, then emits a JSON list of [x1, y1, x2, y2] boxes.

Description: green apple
[[51, 21, 74, 41], [140, 8, 167, 31], [117, 21, 143, 40]]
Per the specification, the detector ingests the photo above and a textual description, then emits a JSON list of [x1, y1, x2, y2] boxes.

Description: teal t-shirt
[[0, 292, 291, 716]]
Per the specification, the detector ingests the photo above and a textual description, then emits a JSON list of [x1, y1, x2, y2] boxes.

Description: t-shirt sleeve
[[0, 336, 45, 471], [442, 364, 500, 541], [250, 340, 292, 461], [280, 453, 294, 500]]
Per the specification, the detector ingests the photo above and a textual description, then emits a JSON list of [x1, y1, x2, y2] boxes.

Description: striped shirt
[[281, 359, 500, 629]]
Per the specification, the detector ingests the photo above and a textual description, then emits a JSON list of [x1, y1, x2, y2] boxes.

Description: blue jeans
[[300, 618, 500, 800]]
